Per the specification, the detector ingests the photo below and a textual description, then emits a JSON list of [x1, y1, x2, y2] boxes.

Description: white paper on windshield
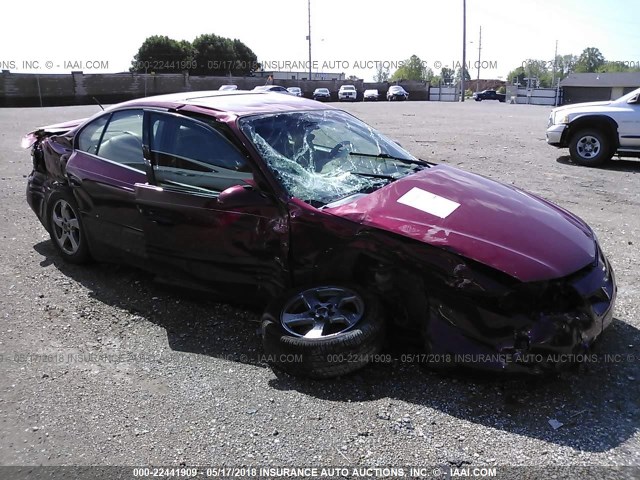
[[397, 187, 460, 219]]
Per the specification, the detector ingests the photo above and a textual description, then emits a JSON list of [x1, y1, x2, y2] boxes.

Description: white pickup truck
[[546, 87, 640, 166]]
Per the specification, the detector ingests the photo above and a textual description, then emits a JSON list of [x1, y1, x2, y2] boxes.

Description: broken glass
[[239, 110, 427, 206]]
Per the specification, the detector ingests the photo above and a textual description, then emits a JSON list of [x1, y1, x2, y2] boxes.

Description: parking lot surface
[[0, 101, 638, 471]]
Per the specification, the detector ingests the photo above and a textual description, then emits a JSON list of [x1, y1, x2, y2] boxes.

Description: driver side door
[[135, 110, 289, 299]]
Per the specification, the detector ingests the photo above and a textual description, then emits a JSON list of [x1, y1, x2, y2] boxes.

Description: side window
[[149, 112, 252, 193], [95, 110, 145, 170], [77, 114, 109, 155]]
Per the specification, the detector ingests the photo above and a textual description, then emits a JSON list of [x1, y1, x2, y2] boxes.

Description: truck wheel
[[261, 285, 386, 378], [569, 129, 612, 167]]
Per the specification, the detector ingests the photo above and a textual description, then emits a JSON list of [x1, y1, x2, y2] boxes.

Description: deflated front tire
[[261, 284, 386, 378]]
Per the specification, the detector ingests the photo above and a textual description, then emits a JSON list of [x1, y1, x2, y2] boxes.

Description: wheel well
[[565, 115, 619, 149], [352, 255, 428, 331]]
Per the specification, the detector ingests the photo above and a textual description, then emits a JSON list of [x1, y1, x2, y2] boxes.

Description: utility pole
[[551, 39, 558, 86], [461, 0, 466, 102], [307, 0, 312, 80], [476, 26, 482, 93]]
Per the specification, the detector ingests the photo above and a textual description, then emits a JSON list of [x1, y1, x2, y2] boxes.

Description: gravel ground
[[0, 101, 638, 476]]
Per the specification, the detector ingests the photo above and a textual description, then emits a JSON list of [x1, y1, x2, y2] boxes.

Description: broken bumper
[[425, 251, 616, 374]]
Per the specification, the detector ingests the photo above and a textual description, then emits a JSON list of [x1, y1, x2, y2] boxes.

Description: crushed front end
[[424, 244, 616, 374]]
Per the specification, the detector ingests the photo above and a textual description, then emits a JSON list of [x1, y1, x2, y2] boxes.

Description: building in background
[[561, 72, 640, 104]]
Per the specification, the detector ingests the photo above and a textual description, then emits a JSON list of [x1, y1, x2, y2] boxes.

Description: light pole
[[307, 0, 312, 80], [461, 0, 466, 102], [476, 26, 482, 93]]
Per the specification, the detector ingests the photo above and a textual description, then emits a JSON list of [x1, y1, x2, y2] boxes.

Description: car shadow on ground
[[556, 155, 640, 172], [33, 241, 267, 367], [269, 319, 639, 452], [34, 241, 640, 453]]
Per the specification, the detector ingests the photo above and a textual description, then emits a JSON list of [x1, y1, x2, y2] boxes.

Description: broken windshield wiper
[[350, 171, 398, 180], [348, 151, 429, 168]]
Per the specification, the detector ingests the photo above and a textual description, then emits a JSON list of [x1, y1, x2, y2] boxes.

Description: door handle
[[140, 207, 175, 226]]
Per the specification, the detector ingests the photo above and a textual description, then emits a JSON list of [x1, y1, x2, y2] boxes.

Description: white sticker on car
[[397, 187, 460, 219]]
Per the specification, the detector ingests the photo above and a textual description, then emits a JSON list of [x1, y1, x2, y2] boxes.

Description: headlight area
[[423, 258, 615, 374]]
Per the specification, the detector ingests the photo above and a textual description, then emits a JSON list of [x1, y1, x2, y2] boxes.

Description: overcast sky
[[2, 0, 638, 80]]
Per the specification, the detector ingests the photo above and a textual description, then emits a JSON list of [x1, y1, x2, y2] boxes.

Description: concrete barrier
[[0, 71, 430, 106]]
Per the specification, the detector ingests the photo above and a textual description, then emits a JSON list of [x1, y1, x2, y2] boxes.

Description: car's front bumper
[[546, 124, 567, 146], [423, 252, 616, 374]]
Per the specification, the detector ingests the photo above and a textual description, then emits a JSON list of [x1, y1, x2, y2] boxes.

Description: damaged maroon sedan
[[24, 91, 616, 378]]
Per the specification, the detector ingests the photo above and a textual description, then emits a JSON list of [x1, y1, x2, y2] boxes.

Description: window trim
[[143, 110, 255, 195], [74, 107, 146, 172]]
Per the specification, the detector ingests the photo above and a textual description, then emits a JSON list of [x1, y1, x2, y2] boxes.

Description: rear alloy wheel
[[47, 192, 90, 263], [569, 129, 612, 167], [261, 285, 386, 378]]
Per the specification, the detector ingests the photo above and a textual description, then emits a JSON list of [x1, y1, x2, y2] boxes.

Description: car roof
[[111, 90, 334, 116]]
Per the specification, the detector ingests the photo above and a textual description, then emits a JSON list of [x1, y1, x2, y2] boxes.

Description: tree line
[[508, 47, 640, 87], [130, 35, 258, 76], [132, 36, 638, 88]]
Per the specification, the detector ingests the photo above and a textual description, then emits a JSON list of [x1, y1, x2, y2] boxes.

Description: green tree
[[554, 54, 578, 80], [440, 67, 455, 85], [391, 55, 432, 81], [373, 64, 390, 82], [130, 35, 193, 73], [574, 47, 605, 73], [455, 66, 471, 84], [507, 59, 552, 87], [192, 34, 258, 76], [598, 60, 640, 73]]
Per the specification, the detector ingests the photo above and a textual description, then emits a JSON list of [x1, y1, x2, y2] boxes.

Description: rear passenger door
[[66, 109, 147, 259]]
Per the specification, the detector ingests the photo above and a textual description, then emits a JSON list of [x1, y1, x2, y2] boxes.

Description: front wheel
[[47, 191, 90, 263], [569, 129, 612, 167], [261, 285, 386, 378]]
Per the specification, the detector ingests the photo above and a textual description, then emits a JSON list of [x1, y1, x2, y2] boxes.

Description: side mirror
[[217, 183, 269, 207], [627, 94, 640, 104]]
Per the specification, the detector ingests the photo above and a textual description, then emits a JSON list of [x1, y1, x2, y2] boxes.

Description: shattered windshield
[[239, 109, 427, 206]]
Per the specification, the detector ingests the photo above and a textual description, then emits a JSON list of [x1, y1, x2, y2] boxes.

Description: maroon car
[[23, 91, 616, 378]]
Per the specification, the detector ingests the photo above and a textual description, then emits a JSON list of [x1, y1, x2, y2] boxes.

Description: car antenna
[[92, 97, 104, 111]]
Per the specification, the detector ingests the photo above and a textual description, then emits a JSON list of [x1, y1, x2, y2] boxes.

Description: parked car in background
[[253, 85, 290, 94], [313, 88, 331, 102], [338, 85, 357, 101], [472, 90, 505, 102], [546, 87, 640, 167], [287, 87, 302, 97], [387, 85, 409, 101], [22, 90, 616, 379], [218, 85, 238, 91], [363, 89, 379, 101]]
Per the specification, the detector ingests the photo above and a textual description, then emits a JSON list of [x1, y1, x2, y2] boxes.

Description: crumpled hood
[[327, 165, 596, 282]]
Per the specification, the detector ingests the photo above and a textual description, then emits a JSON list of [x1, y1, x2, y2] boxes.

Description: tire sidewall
[[261, 284, 386, 378], [569, 129, 611, 167]]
